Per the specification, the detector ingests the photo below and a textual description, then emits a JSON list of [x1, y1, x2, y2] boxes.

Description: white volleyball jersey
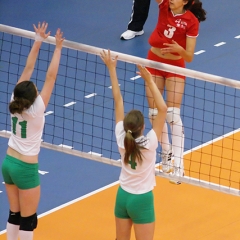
[[8, 94, 45, 155], [115, 121, 158, 194]]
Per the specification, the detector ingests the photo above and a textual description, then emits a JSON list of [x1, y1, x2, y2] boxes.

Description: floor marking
[[58, 144, 73, 149], [108, 84, 120, 89], [88, 151, 102, 157], [214, 42, 226, 47], [63, 101, 76, 107], [235, 35, 240, 39], [130, 75, 141, 81], [38, 170, 49, 175], [85, 93, 97, 98], [45, 111, 54, 116], [194, 50, 206, 55]]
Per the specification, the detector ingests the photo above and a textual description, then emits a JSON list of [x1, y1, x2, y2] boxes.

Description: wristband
[[35, 33, 44, 42]]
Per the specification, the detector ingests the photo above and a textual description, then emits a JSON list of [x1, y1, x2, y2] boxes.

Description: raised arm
[[137, 65, 167, 139], [40, 28, 64, 107], [100, 50, 124, 123], [17, 22, 50, 85]]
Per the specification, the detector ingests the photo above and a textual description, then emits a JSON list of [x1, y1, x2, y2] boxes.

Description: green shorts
[[114, 186, 155, 224], [1, 155, 40, 190]]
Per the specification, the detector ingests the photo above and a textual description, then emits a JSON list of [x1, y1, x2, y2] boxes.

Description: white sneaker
[[169, 167, 184, 185], [172, 167, 184, 177], [161, 148, 173, 173], [120, 30, 144, 40]]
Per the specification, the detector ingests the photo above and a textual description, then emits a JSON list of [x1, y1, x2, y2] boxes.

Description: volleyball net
[[0, 24, 240, 196]]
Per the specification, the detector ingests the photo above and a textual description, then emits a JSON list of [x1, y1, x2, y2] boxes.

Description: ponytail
[[9, 98, 32, 114], [185, 0, 207, 22], [123, 110, 145, 166], [124, 130, 143, 165], [9, 81, 37, 114]]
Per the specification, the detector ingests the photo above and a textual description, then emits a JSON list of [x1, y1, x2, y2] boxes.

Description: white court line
[[63, 101, 76, 107], [85, 93, 97, 98], [235, 35, 240, 39], [108, 84, 120, 89], [130, 75, 141, 81], [45, 111, 54, 116], [38, 181, 119, 217], [214, 42, 226, 47], [194, 50, 206, 55], [0, 181, 120, 235], [184, 128, 240, 155]]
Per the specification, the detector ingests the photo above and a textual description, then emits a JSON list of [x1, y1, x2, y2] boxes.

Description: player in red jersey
[[146, 0, 206, 181]]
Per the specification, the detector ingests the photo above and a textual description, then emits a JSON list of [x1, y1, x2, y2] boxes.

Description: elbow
[[185, 57, 193, 63], [160, 104, 167, 114], [185, 53, 194, 63]]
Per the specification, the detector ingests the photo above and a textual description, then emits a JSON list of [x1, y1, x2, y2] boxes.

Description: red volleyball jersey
[[149, 0, 199, 54]]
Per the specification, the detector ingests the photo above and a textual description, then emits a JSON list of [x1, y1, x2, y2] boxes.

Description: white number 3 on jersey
[[164, 25, 176, 39]]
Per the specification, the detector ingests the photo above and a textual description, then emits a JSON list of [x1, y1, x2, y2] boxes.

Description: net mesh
[[0, 24, 240, 196]]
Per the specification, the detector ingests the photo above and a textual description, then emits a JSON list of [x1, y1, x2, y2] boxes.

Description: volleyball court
[[0, 25, 240, 239]]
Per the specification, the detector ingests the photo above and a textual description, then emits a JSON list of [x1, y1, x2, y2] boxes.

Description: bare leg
[[134, 222, 155, 240], [5, 184, 20, 240], [115, 217, 132, 240], [165, 77, 185, 175]]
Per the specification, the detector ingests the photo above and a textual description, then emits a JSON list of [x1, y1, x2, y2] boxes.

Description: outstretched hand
[[100, 49, 118, 69], [33, 22, 51, 40], [55, 28, 65, 49], [136, 64, 152, 83]]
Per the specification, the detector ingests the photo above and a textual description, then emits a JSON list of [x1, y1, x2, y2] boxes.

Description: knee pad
[[20, 213, 38, 231], [8, 210, 21, 225], [166, 107, 180, 124], [148, 108, 158, 119]]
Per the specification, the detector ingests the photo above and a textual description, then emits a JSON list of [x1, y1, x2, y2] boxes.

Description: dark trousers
[[127, 0, 151, 31]]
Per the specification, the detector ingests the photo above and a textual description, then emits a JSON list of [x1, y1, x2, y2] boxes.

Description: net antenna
[[1, 24, 240, 196]]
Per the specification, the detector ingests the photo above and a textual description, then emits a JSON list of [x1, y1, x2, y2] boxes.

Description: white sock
[[6, 222, 19, 240], [19, 230, 33, 240], [160, 122, 171, 152], [170, 118, 184, 171]]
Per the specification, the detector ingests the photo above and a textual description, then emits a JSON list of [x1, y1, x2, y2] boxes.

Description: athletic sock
[[160, 122, 171, 152], [6, 222, 19, 240], [170, 118, 184, 173], [19, 230, 33, 240]]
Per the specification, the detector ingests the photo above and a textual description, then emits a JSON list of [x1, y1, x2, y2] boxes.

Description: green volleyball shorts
[[1, 155, 40, 190], [114, 186, 155, 224]]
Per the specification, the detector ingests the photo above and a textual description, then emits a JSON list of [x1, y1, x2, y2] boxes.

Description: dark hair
[[9, 81, 37, 114], [185, 0, 207, 22], [123, 110, 145, 165]]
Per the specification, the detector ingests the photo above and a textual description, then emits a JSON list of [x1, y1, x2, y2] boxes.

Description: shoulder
[[146, 129, 158, 149], [186, 10, 199, 24], [115, 121, 125, 137], [28, 95, 45, 116]]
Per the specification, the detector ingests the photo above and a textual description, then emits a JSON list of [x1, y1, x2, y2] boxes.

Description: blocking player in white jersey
[[1, 22, 64, 240], [146, 0, 206, 180], [100, 49, 167, 240]]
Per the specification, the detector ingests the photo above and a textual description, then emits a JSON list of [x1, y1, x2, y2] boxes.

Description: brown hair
[[184, 0, 207, 22], [123, 110, 145, 165], [9, 81, 37, 114]]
